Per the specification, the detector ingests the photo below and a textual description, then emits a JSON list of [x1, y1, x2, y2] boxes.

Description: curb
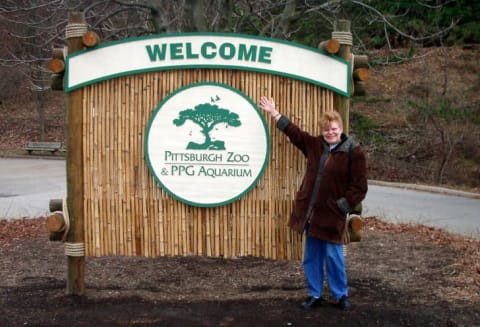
[[368, 180, 480, 200]]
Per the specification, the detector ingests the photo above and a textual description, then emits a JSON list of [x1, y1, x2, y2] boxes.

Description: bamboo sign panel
[[70, 34, 343, 260]]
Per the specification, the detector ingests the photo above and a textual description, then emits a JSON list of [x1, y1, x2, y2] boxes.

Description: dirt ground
[[1, 217, 479, 327]]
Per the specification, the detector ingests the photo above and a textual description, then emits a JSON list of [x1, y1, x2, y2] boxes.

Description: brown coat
[[277, 116, 368, 244]]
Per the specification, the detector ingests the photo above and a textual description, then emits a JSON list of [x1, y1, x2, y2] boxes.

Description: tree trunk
[[35, 87, 46, 141], [183, 0, 209, 32], [272, 0, 297, 38]]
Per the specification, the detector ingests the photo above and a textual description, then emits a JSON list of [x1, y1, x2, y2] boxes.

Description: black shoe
[[338, 295, 351, 310], [299, 296, 324, 310]]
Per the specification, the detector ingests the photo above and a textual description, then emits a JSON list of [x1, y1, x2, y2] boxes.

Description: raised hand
[[259, 96, 277, 114]]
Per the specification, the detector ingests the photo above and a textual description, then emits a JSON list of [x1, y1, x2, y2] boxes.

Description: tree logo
[[173, 100, 241, 150], [145, 82, 270, 207]]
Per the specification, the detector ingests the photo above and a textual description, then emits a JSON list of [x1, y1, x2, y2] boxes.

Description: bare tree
[[0, 1, 74, 139], [0, 0, 459, 141]]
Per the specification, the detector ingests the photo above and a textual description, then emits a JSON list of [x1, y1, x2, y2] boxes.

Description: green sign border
[[144, 81, 271, 207]]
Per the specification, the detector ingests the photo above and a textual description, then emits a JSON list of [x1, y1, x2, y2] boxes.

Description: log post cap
[[48, 58, 65, 74], [82, 31, 100, 48], [47, 212, 66, 233], [348, 215, 363, 232], [353, 68, 370, 81], [318, 39, 340, 54]]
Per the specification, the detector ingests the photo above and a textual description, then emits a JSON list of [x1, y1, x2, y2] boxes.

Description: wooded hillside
[[1, 1, 479, 191]]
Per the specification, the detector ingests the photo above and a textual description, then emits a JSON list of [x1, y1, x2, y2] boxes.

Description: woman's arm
[[259, 96, 282, 121]]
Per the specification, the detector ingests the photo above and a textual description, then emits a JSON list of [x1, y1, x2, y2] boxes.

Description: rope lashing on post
[[65, 23, 88, 39], [332, 31, 353, 46], [61, 197, 85, 257], [64, 242, 86, 257], [62, 197, 70, 241], [343, 225, 351, 245]]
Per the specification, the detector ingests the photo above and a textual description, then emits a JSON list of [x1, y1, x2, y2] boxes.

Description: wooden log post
[[82, 31, 100, 48], [48, 199, 64, 241], [353, 68, 370, 82], [65, 11, 87, 296], [48, 58, 65, 74], [348, 229, 362, 243], [353, 55, 369, 70], [318, 39, 340, 54], [47, 212, 66, 233], [353, 81, 367, 96], [332, 19, 353, 134], [344, 215, 363, 243], [49, 56, 65, 91], [50, 74, 64, 91], [349, 215, 363, 232], [49, 198, 64, 212], [49, 47, 67, 91], [47, 211, 67, 241], [353, 55, 370, 96]]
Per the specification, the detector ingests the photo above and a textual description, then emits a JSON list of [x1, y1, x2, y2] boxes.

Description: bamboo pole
[[182, 204, 188, 256], [214, 208, 220, 257], [158, 199, 165, 256]]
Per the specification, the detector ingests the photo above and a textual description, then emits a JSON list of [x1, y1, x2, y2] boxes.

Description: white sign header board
[[65, 33, 351, 96]]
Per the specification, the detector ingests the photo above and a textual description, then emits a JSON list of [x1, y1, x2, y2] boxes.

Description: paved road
[[1, 158, 479, 238], [0, 158, 66, 219], [364, 182, 480, 238]]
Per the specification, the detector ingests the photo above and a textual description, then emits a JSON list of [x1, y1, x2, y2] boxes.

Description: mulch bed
[[1, 217, 479, 326]]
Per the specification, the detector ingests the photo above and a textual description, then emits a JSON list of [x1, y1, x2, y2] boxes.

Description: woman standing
[[258, 96, 368, 310]]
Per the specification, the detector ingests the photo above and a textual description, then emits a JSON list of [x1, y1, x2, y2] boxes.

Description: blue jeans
[[303, 231, 348, 300]]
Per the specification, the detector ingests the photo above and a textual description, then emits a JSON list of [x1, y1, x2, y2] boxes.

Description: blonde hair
[[319, 110, 343, 131]]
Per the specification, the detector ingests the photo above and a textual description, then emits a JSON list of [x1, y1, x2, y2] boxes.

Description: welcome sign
[[56, 17, 359, 263], [65, 33, 351, 96], [145, 82, 269, 207], [64, 33, 350, 208]]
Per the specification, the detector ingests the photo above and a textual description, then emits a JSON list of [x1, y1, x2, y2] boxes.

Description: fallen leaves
[[364, 216, 480, 301], [0, 217, 48, 248]]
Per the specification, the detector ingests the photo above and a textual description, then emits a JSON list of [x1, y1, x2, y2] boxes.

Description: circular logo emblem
[[145, 82, 270, 207]]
